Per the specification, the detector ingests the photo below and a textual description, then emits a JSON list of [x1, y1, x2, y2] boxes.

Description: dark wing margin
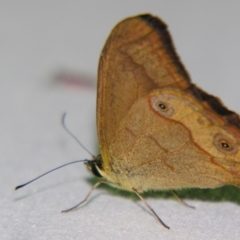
[[140, 14, 240, 131], [140, 14, 191, 83], [190, 84, 240, 130]]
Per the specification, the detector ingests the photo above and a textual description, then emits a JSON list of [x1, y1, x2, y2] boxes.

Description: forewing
[[97, 14, 191, 167]]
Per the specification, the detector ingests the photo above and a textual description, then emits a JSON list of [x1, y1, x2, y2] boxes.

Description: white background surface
[[1, 1, 240, 239]]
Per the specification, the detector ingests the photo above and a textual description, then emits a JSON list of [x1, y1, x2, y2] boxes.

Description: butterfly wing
[[97, 14, 240, 190], [97, 14, 191, 172]]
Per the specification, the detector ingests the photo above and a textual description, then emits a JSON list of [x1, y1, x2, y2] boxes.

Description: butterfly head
[[85, 155, 103, 178]]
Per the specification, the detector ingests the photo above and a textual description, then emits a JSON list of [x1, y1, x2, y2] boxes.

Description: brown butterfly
[[87, 14, 240, 228], [16, 14, 240, 229]]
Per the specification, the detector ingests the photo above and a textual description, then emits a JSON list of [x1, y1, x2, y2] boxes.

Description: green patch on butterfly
[[87, 177, 240, 204]]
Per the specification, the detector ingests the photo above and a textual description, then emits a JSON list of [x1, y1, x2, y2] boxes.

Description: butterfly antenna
[[61, 112, 95, 159], [15, 159, 90, 190]]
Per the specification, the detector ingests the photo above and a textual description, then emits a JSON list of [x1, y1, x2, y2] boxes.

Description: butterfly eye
[[214, 134, 238, 154]]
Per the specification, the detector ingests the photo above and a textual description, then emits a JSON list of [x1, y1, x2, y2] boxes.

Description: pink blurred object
[[54, 71, 96, 90]]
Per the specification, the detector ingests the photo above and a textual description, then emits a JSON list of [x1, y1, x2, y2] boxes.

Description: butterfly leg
[[171, 190, 195, 209], [62, 180, 104, 213], [132, 188, 170, 229]]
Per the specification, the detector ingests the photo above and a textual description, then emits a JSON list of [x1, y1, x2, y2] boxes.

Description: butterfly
[[16, 14, 240, 229], [87, 14, 240, 228]]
